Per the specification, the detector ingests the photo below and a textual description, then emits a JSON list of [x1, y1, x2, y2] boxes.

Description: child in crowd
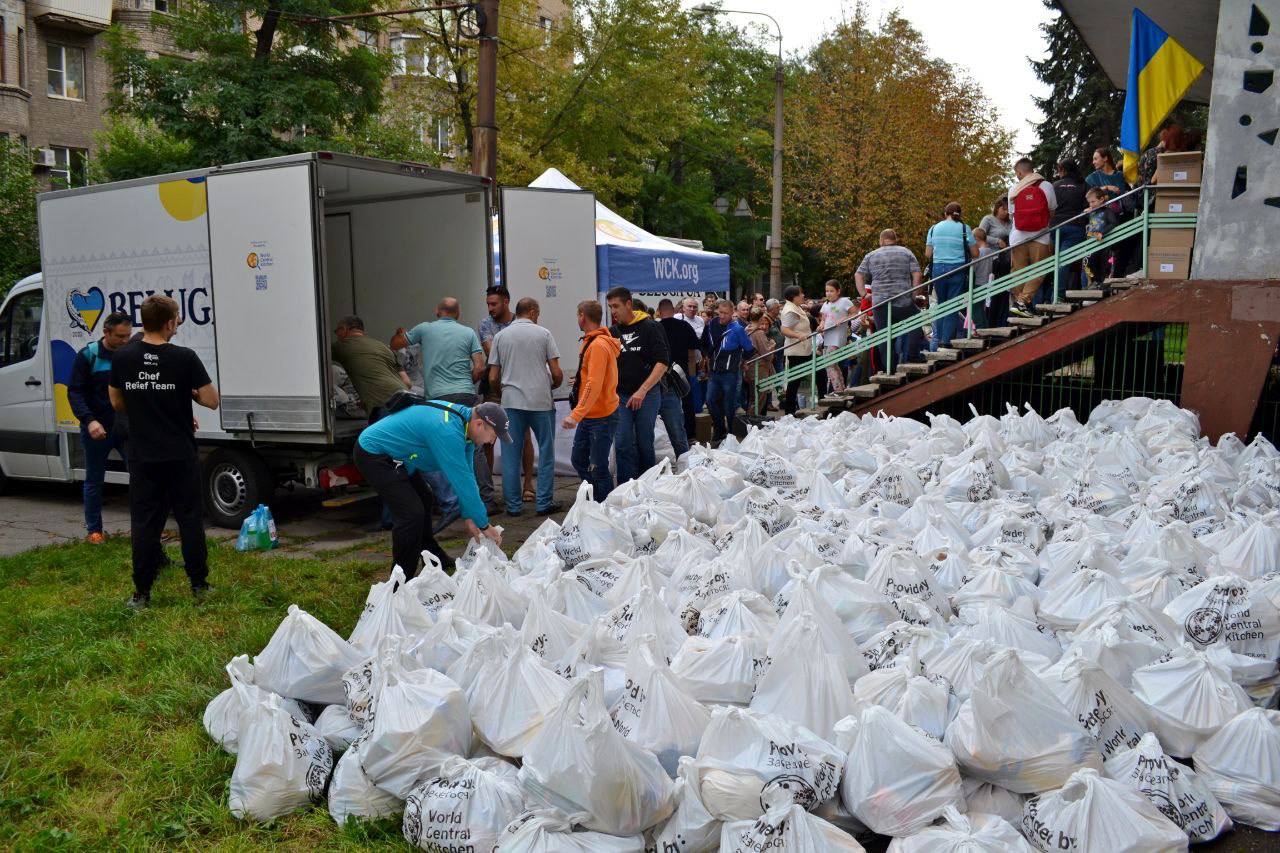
[[969, 227, 995, 329], [1084, 187, 1118, 285]]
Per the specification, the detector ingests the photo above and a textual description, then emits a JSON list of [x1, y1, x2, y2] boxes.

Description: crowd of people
[[69, 132, 1202, 596]]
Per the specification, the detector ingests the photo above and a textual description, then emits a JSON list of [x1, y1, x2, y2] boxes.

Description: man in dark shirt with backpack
[[606, 286, 669, 484], [109, 295, 220, 610], [67, 311, 132, 544]]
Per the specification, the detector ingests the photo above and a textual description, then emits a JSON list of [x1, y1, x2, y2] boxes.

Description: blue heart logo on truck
[[67, 287, 106, 333]]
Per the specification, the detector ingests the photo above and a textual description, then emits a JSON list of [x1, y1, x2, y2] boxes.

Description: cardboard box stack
[[1148, 151, 1202, 280]]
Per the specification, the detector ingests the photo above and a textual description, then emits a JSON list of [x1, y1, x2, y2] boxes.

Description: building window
[[18, 28, 26, 89], [538, 16, 552, 29], [49, 146, 88, 187], [355, 28, 376, 47], [432, 117, 454, 154], [135, 0, 175, 11], [390, 34, 425, 75], [47, 44, 85, 100], [0, 291, 43, 368], [155, 0, 171, 12]]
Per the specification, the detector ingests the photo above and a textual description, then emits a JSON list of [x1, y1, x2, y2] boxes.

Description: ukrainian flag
[[1120, 8, 1205, 183]]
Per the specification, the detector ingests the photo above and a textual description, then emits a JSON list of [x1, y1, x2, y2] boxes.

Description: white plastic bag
[[454, 555, 528, 629], [647, 756, 721, 853], [554, 482, 634, 566], [885, 807, 1033, 852], [751, 613, 857, 742], [1019, 768, 1187, 852], [692, 706, 843, 821], [348, 566, 435, 653], [610, 640, 709, 777], [1129, 644, 1253, 757], [518, 672, 675, 835], [492, 808, 645, 852], [406, 551, 460, 617], [720, 801, 866, 852], [253, 604, 365, 705], [458, 630, 570, 758], [357, 644, 473, 799], [669, 634, 766, 706], [402, 755, 524, 851], [1192, 707, 1280, 830], [697, 589, 779, 640], [838, 705, 964, 837], [945, 649, 1101, 793], [519, 587, 584, 662], [204, 654, 305, 756], [1038, 652, 1153, 760], [328, 739, 401, 825], [1103, 731, 1231, 842], [228, 687, 334, 821], [1163, 573, 1280, 664], [314, 703, 362, 753]]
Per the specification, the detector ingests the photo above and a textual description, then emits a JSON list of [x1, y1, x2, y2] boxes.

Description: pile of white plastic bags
[[204, 397, 1280, 850]]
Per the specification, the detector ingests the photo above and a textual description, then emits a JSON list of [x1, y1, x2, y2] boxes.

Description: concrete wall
[[1193, 0, 1280, 279]]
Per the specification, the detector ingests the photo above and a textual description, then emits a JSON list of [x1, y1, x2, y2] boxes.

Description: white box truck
[[0, 152, 596, 527]]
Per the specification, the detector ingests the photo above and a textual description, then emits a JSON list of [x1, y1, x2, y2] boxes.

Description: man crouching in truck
[[354, 400, 506, 575]]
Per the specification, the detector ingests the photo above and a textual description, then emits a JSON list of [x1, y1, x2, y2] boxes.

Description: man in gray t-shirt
[[855, 229, 925, 370], [487, 297, 564, 516]]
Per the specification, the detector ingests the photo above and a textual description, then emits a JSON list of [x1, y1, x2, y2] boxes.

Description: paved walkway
[[0, 476, 580, 559]]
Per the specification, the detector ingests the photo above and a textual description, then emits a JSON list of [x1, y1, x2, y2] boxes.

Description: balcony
[[31, 0, 113, 33]]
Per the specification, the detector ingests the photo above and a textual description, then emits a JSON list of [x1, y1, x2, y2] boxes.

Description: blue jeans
[[502, 408, 556, 512], [706, 371, 740, 437], [572, 411, 618, 500], [659, 388, 689, 457], [614, 387, 661, 485], [82, 424, 124, 534], [873, 301, 924, 370], [1051, 225, 1086, 302], [930, 261, 968, 350]]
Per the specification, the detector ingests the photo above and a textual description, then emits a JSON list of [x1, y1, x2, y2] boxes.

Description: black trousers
[[129, 456, 207, 596], [354, 444, 452, 576], [783, 354, 814, 414]]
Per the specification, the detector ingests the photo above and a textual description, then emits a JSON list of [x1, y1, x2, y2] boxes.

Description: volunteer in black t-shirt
[[657, 298, 699, 447], [606, 286, 669, 485], [109, 295, 221, 609]]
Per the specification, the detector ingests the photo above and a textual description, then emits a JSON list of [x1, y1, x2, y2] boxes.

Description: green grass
[[0, 536, 445, 851]]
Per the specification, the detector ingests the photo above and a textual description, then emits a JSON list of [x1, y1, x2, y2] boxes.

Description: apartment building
[[0, 0, 567, 182], [0, 0, 174, 185]]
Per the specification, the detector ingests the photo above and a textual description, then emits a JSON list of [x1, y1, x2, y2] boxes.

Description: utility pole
[[472, 0, 499, 179], [769, 54, 783, 301]]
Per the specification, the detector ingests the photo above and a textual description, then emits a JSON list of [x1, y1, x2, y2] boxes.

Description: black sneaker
[[127, 593, 150, 611], [1009, 302, 1032, 318], [536, 502, 564, 516], [192, 584, 213, 603]]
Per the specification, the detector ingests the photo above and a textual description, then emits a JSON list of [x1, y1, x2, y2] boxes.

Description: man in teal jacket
[[354, 400, 507, 575]]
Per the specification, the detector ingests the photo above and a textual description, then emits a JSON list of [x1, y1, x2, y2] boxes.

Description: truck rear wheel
[[203, 448, 273, 529]]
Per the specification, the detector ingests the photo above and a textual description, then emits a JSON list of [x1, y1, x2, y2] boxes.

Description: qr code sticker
[[255, 275, 268, 291]]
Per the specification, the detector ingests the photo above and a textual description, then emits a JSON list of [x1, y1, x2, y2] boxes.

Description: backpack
[[383, 391, 464, 419], [1012, 179, 1050, 232]]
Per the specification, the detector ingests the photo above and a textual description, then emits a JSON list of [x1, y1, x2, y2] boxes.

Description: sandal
[[523, 488, 536, 504]]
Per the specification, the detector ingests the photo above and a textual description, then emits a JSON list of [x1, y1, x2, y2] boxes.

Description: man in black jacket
[[1051, 160, 1088, 299], [67, 311, 133, 543], [606, 286, 669, 484]]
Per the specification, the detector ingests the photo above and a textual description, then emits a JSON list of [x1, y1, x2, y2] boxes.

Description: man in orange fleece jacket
[[561, 299, 622, 499]]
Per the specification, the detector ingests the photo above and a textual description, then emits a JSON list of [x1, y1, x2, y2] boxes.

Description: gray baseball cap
[[472, 402, 512, 443]]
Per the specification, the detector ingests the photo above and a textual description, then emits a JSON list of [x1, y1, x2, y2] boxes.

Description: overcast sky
[[683, 0, 1056, 153]]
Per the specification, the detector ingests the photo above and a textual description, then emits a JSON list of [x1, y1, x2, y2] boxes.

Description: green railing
[[748, 185, 1198, 404]]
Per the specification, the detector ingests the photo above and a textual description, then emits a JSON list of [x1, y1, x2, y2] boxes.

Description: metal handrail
[[743, 178, 1151, 369], [749, 183, 1193, 405]]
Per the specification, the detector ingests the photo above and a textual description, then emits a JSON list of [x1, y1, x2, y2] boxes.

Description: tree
[[783, 10, 1013, 281], [0, 141, 40, 295], [101, 0, 427, 173], [1026, 0, 1125, 172]]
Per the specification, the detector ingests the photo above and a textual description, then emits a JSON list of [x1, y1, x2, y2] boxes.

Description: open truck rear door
[[499, 187, 597, 395], [206, 162, 329, 435]]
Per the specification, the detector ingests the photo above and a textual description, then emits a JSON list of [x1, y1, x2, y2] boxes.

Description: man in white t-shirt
[[1007, 156, 1058, 317], [680, 298, 705, 338], [818, 280, 854, 392]]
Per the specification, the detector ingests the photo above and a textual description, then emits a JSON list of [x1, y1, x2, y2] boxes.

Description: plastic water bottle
[[797, 392, 809, 410]]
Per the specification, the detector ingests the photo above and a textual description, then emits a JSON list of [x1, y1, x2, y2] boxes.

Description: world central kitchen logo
[[652, 255, 700, 285]]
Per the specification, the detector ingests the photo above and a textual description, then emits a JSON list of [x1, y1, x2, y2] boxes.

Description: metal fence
[[1248, 355, 1280, 443], [906, 322, 1189, 423]]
